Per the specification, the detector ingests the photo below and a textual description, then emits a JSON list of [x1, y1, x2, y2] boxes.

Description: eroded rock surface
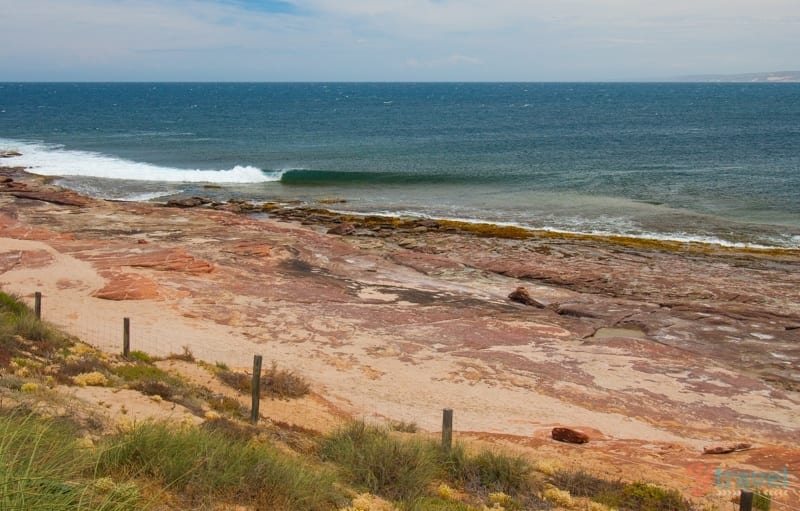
[[1, 166, 799, 505]]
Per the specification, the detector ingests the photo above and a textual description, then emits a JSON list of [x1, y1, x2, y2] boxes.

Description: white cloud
[[0, 0, 798, 80]]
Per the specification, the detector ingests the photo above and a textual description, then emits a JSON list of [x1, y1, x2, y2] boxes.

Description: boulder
[[0, 151, 22, 158], [327, 222, 356, 235], [703, 442, 751, 454], [166, 196, 209, 208], [508, 286, 546, 308], [552, 427, 589, 444]]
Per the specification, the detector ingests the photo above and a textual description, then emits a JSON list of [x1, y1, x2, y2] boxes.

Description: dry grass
[[216, 361, 310, 399]]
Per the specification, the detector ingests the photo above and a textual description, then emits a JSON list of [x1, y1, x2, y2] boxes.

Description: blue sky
[[1, 0, 798, 81]]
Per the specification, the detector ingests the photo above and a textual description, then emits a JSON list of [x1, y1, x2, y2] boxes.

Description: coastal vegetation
[[0, 290, 697, 510]]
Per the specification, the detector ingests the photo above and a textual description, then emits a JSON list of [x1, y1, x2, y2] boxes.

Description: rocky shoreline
[[1, 164, 799, 503]]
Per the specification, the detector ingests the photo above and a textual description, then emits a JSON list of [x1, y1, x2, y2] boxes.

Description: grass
[[551, 469, 694, 511], [0, 289, 704, 511], [0, 291, 73, 367], [112, 360, 207, 414], [319, 420, 441, 502], [97, 421, 342, 510], [216, 361, 310, 399], [0, 411, 142, 511], [444, 445, 537, 496]]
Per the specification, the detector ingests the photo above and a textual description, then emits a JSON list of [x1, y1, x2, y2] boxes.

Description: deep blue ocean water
[[1, 82, 799, 248]]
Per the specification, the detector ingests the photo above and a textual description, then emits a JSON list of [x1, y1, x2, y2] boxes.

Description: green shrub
[[127, 350, 153, 363], [113, 363, 171, 382], [595, 481, 693, 511], [389, 419, 419, 433], [319, 420, 440, 501], [407, 496, 480, 510]]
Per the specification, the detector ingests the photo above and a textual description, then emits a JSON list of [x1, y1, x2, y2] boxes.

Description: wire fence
[[15, 289, 800, 510], [31, 289, 257, 368]]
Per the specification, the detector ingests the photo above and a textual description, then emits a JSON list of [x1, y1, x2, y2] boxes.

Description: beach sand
[[2, 166, 799, 505]]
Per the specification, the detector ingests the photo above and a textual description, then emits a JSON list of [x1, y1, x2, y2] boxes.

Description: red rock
[[11, 190, 90, 207], [166, 196, 209, 208], [508, 286, 546, 308], [82, 247, 214, 274], [92, 273, 162, 301], [703, 442, 751, 454], [327, 223, 356, 235], [552, 427, 589, 444]]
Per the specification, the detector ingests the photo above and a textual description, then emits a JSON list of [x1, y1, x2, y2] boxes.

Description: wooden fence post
[[250, 355, 263, 424], [739, 490, 754, 511], [123, 317, 130, 358], [34, 292, 42, 319], [442, 408, 453, 451]]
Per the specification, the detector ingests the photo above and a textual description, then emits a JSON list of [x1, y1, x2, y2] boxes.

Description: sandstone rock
[[416, 219, 440, 228], [92, 273, 162, 301], [11, 190, 90, 207], [508, 286, 546, 308], [552, 427, 589, 444], [166, 196, 209, 208], [327, 222, 356, 235], [397, 237, 424, 249], [703, 442, 751, 454]]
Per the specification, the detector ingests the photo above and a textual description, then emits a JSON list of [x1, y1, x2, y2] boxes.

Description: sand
[[1, 166, 799, 505]]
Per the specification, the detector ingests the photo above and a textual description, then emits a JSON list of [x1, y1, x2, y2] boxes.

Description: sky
[[0, 0, 798, 81]]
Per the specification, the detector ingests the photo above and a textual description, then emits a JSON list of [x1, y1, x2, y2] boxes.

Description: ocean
[[1, 82, 799, 248]]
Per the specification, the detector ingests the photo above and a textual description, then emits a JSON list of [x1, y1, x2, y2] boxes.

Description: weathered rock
[[166, 196, 209, 208], [508, 286, 546, 308], [703, 442, 751, 454], [397, 237, 424, 249], [552, 427, 590, 444], [416, 219, 440, 228], [11, 190, 90, 207], [327, 222, 356, 235], [0, 151, 22, 158], [92, 273, 162, 301]]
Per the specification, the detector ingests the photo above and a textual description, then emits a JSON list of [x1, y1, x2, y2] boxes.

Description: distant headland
[[669, 70, 800, 82]]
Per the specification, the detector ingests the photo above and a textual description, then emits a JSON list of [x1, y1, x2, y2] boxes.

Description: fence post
[[34, 292, 42, 319], [250, 355, 263, 424], [442, 408, 453, 451], [739, 490, 754, 511], [123, 318, 130, 358]]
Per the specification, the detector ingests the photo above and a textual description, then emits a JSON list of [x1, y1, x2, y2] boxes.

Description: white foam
[[0, 139, 279, 184]]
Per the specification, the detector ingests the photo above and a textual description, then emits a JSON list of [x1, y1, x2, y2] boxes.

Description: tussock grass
[[0, 288, 701, 511], [0, 291, 73, 367], [320, 421, 541, 507], [444, 446, 537, 496], [0, 412, 142, 511], [320, 420, 440, 502], [97, 421, 342, 510]]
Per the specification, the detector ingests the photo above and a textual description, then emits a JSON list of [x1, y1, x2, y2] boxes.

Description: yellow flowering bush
[[73, 371, 108, 387]]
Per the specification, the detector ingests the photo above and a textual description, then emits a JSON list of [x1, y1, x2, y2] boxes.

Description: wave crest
[[0, 139, 276, 184]]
